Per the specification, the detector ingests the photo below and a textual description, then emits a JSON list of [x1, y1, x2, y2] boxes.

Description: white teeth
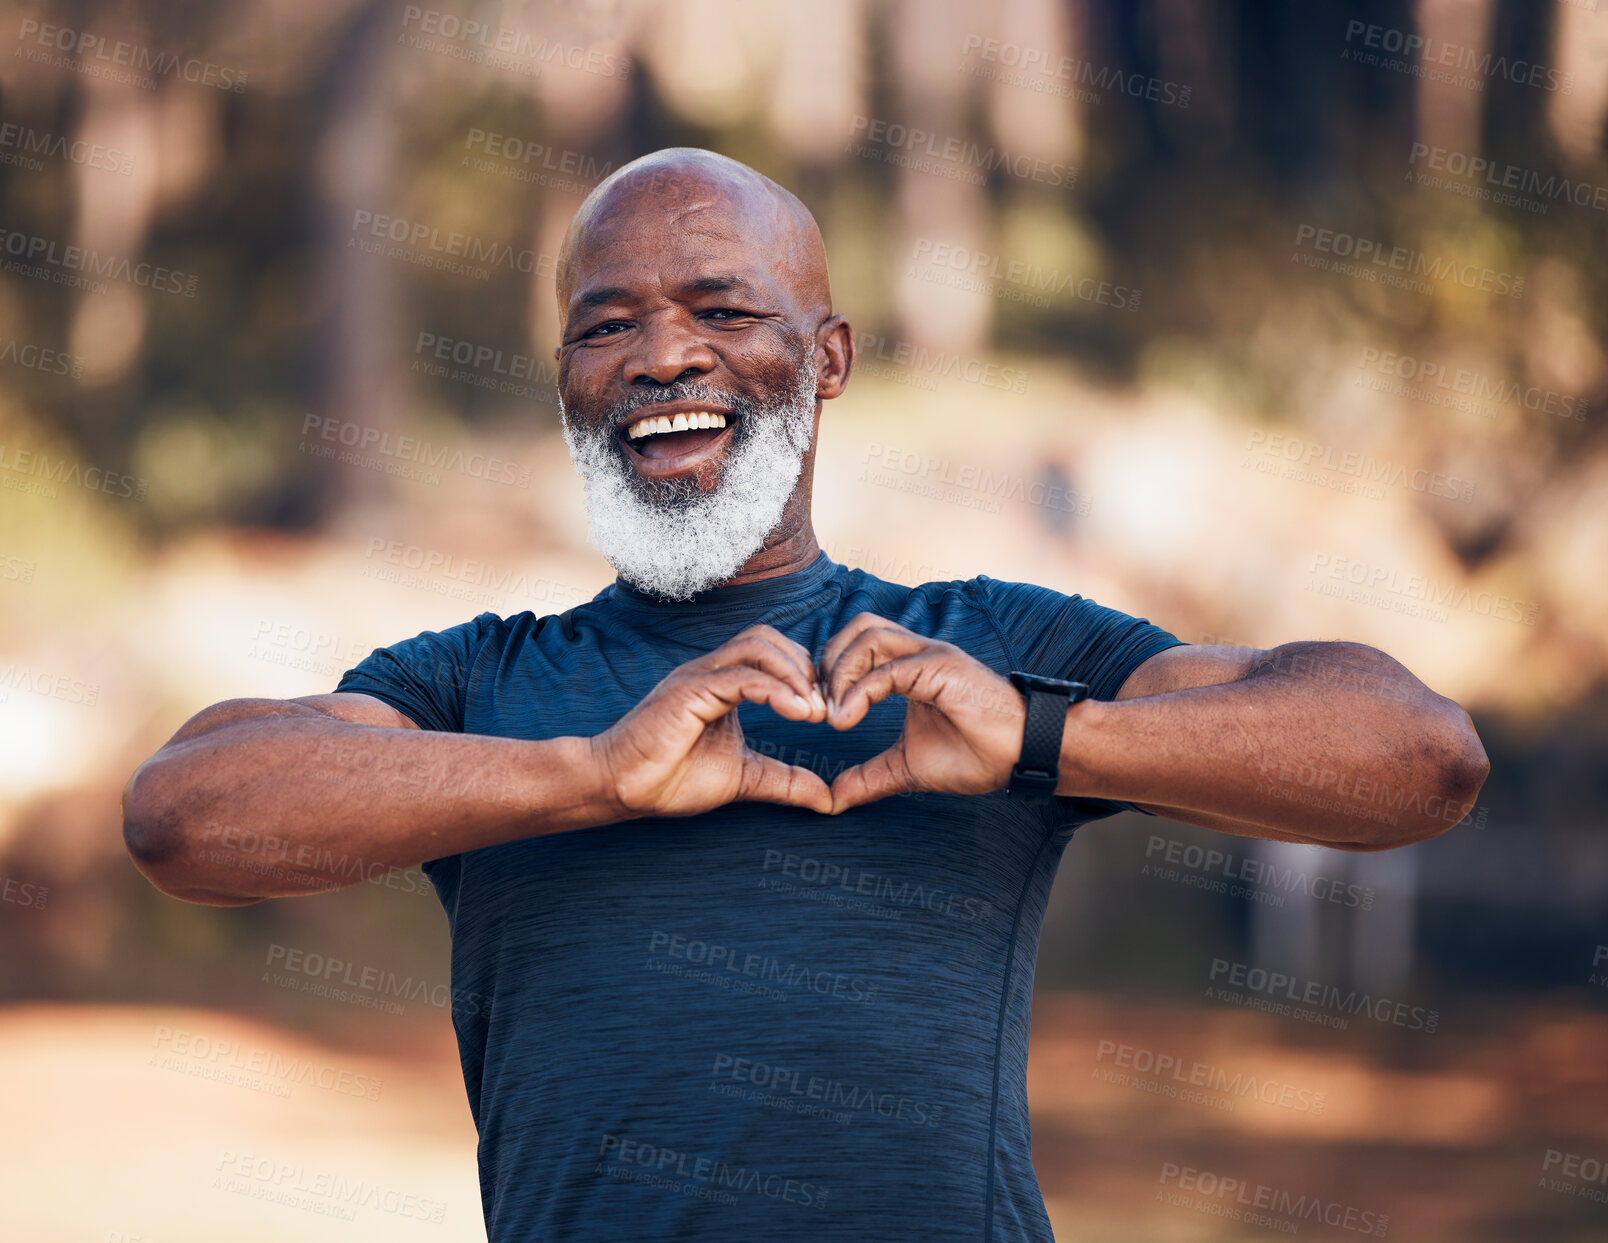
[[625, 411, 730, 441]]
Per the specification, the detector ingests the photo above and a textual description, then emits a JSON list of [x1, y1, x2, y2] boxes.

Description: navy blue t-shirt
[[334, 551, 1183, 1242]]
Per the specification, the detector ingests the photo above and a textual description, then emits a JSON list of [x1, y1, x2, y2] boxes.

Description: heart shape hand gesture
[[590, 614, 1030, 820]]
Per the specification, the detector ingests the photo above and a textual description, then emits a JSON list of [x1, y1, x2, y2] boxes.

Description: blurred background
[[3, 0, 1607, 1239]]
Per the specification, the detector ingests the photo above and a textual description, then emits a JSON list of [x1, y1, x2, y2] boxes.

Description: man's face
[[555, 186, 821, 600]]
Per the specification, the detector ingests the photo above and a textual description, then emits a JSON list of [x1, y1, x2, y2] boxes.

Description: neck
[[726, 521, 820, 586]]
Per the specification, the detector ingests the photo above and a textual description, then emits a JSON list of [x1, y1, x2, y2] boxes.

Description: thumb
[[829, 743, 918, 814], [736, 749, 834, 815]]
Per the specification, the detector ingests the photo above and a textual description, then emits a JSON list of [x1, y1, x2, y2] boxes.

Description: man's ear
[[814, 315, 855, 400]]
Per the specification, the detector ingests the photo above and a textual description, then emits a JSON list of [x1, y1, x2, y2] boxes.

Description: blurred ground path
[[5, 996, 1607, 1241], [1031, 994, 1608, 1243], [0, 1003, 483, 1242]]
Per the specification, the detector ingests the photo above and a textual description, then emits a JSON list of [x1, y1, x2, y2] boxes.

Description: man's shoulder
[[840, 562, 1076, 615], [834, 562, 1058, 650], [451, 586, 613, 642]]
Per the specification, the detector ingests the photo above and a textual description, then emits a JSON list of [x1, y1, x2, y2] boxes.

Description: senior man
[[123, 147, 1488, 1242]]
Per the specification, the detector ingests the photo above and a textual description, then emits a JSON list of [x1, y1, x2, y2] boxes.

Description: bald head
[[550, 149, 857, 597], [557, 148, 832, 327]]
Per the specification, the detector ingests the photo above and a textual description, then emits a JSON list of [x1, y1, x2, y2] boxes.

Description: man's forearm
[[1056, 641, 1489, 846], [123, 708, 624, 903]]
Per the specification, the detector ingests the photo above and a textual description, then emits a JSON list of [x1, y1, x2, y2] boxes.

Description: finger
[[821, 627, 929, 722], [732, 623, 821, 694], [704, 630, 823, 717], [691, 639, 823, 717], [712, 624, 815, 685], [815, 612, 908, 686], [740, 626, 829, 717], [825, 653, 940, 730], [830, 745, 918, 814], [686, 665, 821, 726], [737, 750, 834, 814]]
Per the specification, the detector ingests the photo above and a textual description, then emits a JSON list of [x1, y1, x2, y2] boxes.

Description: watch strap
[[1005, 671, 1089, 802]]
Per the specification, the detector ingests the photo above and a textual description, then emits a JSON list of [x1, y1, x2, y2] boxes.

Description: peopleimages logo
[[1540, 1148, 1608, 1204], [596, 1133, 828, 1210], [0, 226, 197, 296], [0, 442, 146, 501], [14, 19, 248, 92], [1293, 223, 1523, 297], [1342, 18, 1573, 93], [214, 1150, 447, 1223], [1158, 1161, 1389, 1236], [646, 931, 878, 1003], [299, 413, 533, 488], [460, 130, 614, 190], [710, 1052, 947, 1127], [1241, 429, 1475, 503], [361, 536, 585, 611], [1354, 347, 1586, 422], [1143, 835, 1375, 909], [761, 849, 994, 923], [348, 210, 550, 280], [151, 1025, 382, 1101], [199, 821, 433, 897], [0, 121, 134, 174], [263, 943, 489, 1018], [851, 331, 1028, 393], [847, 115, 1078, 189], [1096, 1041, 1326, 1114], [0, 874, 47, 909], [1407, 143, 1608, 215], [959, 34, 1191, 108], [909, 237, 1141, 311], [399, 7, 631, 79], [1307, 554, 1540, 627], [859, 441, 1089, 517], [1207, 958, 1439, 1032], [0, 660, 99, 706], [0, 337, 83, 379], [411, 329, 558, 402]]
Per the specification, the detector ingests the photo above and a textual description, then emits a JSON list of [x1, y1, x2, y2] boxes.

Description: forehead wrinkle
[[572, 236, 783, 313], [558, 149, 832, 323], [668, 197, 719, 226]]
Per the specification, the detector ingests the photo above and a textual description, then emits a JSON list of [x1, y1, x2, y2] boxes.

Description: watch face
[[1008, 671, 1090, 698]]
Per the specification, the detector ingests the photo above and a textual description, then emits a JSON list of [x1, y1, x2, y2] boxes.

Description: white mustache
[[558, 352, 818, 601], [596, 379, 752, 431]]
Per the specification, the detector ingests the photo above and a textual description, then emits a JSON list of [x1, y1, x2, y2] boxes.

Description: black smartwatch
[[1005, 671, 1090, 802]]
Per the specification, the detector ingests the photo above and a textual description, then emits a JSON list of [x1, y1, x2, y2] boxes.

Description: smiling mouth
[[620, 410, 736, 463]]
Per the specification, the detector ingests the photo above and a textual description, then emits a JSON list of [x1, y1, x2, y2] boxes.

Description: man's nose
[[625, 312, 717, 386]]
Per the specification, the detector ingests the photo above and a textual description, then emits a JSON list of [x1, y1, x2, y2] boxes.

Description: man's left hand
[[816, 612, 1027, 814]]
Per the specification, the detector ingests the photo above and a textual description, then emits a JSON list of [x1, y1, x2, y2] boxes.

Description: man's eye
[[585, 321, 629, 338], [704, 308, 751, 322]]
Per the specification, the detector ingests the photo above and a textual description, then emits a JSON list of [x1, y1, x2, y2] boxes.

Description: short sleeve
[[970, 576, 1186, 700], [332, 612, 503, 733], [970, 576, 1187, 828]]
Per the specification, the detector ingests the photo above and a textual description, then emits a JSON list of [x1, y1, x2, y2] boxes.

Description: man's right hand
[[590, 624, 834, 819], [123, 625, 836, 905]]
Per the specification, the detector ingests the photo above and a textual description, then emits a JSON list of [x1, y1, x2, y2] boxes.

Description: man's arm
[[121, 625, 836, 906], [1064, 640, 1489, 849], [120, 692, 619, 905], [814, 616, 1488, 850]]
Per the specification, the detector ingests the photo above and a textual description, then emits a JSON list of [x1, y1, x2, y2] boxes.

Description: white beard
[[559, 349, 818, 601]]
